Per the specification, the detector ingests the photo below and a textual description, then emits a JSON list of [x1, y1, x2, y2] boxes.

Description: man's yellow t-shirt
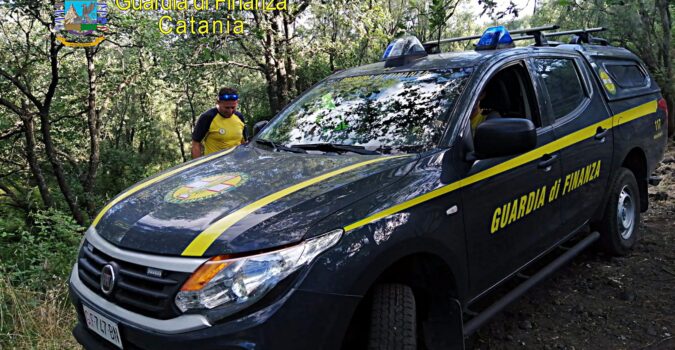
[[203, 113, 245, 155], [470, 110, 488, 134]]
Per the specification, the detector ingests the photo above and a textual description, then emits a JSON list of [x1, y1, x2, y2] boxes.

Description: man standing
[[191, 87, 247, 159]]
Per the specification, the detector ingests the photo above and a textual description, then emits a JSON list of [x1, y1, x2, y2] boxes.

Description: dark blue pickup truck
[[70, 26, 669, 350]]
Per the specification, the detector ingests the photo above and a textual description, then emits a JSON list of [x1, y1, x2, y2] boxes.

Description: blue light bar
[[382, 41, 397, 61], [475, 26, 514, 50], [381, 36, 427, 67]]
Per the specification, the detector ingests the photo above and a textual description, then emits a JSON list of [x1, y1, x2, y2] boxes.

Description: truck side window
[[532, 58, 585, 120], [605, 64, 647, 88], [471, 63, 541, 135]]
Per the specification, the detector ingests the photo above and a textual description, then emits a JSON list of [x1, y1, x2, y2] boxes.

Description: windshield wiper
[[291, 143, 380, 155], [255, 139, 307, 153], [374, 145, 425, 154]]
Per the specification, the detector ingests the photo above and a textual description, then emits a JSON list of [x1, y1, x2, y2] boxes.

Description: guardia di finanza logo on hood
[[54, 1, 108, 47], [165, 173, 247, 204]]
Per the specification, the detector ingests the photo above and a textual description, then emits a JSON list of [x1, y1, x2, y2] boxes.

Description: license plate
[[83, 304, 123, 349]]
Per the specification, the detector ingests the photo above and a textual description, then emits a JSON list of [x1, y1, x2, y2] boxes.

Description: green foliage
[[429, 0, 458, 42], [0, 0, 672, 347], [0, 209, 84, 289]]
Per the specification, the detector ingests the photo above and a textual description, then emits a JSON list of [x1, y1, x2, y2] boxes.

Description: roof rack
[[546, 27, 608, 45], [422, 26, 608, 53]]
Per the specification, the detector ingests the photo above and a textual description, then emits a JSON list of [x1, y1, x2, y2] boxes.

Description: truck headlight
[[175, 229, 342, 314]]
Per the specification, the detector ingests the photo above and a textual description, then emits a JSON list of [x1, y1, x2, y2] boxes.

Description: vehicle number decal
[[83, 305, 123, 348]]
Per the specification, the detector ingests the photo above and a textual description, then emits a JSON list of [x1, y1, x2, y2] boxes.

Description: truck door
[[529, 56, 613, 235], [461, 60, 563, 297]]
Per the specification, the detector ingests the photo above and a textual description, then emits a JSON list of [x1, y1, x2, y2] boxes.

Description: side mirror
[[253, 120, 269, 136], [473, 118, 536, 159]]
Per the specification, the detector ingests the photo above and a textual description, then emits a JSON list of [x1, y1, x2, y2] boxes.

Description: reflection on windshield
[[257, 68, 472, 153]]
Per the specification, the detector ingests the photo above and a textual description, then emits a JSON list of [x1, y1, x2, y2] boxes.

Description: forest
[[0, 0, 672, 348]]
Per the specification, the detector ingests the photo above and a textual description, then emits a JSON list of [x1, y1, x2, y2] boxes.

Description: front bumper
[[69, 267, 361, 350]]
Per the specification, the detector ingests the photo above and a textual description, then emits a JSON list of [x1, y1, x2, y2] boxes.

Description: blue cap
[[476, 26, 514, 50]]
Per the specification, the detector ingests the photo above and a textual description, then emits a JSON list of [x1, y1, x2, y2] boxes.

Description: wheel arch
[[620, 148, 649, 212], [371, 252, 459, 298], [340, 250, 465, 349], [593, 147, 649, 223]]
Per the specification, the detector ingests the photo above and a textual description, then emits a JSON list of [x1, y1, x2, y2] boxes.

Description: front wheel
[[368, 284, 417, 350], [597, 167, 640, 256]]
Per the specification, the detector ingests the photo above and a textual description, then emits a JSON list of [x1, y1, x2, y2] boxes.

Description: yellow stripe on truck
[[344, 100, 657, 232], [181, 155, 409, 256], [614, 99, 657, 127], [92, 147, 238, 227]]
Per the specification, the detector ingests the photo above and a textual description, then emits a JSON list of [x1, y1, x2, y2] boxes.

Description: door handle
[[538, 154, 558, 171], [595, 127, 609, 140]]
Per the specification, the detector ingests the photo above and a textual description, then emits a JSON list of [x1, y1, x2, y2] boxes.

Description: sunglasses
[[219, 94, 239, 101]]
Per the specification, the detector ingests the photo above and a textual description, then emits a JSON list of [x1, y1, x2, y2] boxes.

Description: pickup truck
[[69, 26, 669, 350]]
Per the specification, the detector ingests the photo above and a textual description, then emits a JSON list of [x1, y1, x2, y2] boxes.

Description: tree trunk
[[243, 5, 307, 115], [271, 13, 290, 109], [175, 126, 187, 162], [636, 1, 659, 70], [84, 47, 101, 217], [264, 57, 280, 113], [21, 114, 53, 208], [0, 182, 28, 211], [329, 12, 338, 72], [283, 12, 297, 97], [185, 84, 197, 130], [128, 127, 135, 147], [39, 33, 85, 225], [38, 110, 85, 224], [174, 103, 187, 162], [114, 93, 130, 148], [0, 3, 85, 223], [656, 0, 673, 136]]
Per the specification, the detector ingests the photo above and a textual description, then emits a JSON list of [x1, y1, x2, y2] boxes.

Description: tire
[[597, 167, 640, 256], [368, 284, 417, 350]]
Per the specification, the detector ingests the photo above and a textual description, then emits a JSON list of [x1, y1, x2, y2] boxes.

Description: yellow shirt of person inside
[[470, 110, 488, 134], [202, 113, 245, 155]]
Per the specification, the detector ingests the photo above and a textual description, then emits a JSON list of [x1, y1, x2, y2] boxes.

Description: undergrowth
[[0, 209, 83, 349]]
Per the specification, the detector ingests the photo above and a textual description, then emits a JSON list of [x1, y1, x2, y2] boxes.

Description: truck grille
[[77, 240, 191, 319]]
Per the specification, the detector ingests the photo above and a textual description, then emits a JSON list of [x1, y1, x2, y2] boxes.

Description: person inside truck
[[470, 89, 501, 133]]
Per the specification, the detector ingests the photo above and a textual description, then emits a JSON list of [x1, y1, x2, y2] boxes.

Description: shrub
[[0, 208, 84, 290], [0, 208, 82, 349]]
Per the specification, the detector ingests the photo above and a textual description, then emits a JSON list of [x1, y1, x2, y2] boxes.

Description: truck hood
[[95, 145, 416, 257]]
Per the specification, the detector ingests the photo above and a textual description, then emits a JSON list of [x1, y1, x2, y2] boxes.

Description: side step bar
[[648, 175, 662, 186], [463, 231, 600, 336]]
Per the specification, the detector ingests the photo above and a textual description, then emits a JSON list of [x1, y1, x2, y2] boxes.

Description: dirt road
[[469, 139, 675, 350]]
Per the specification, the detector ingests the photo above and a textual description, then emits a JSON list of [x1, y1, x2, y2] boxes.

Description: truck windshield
[[256, 68, 472, 154]]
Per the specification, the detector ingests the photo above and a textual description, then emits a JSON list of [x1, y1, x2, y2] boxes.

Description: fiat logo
[[100, 264, 117, 295]]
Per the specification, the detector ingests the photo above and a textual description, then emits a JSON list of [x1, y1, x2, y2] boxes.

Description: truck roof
[[332, 50, 498, 78], [332, 33, 642, 80]]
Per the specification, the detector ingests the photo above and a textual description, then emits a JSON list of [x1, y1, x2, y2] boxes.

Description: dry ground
[[470, 138, 675, 350]]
